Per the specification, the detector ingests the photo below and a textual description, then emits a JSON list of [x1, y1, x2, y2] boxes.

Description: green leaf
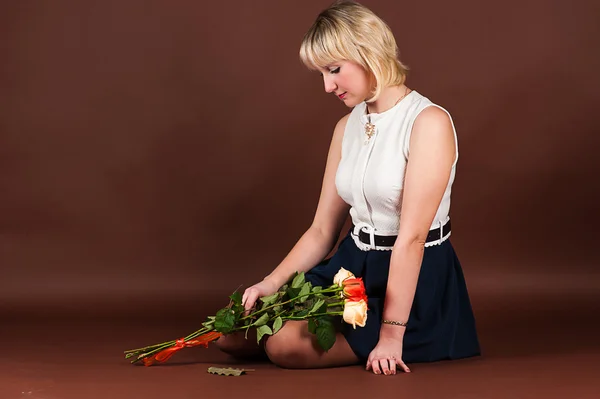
[[310, 299, 325, 314], [308, 318, 318, 334], [298, 282, 312, 302], [295, 309, 309, 317], [229, 291, 243, 305], [256, 325, 273, 343], [316, 322, 336, 351], [311, 286, 322, 293], [272, 316, 283, 334], [316, 315, 335, 327], [286, 287, 301, 300], [291, 272, 305, 289], [214, 308, 236, 334], [232, 303, 245, 316], [260, 292, 279, 307], [253, 312, 270, 327], [273, 305, 282, 313]]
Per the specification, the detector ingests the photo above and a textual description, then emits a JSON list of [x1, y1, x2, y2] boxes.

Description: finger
[[365, 359, 371, 371], [242, 288, 252, 306], [244, 291, 258, 311], [380, 359, 390, 375], [389, 358, 397, 375], [398, 360, 411, 373], [372, 359, 382, 375], [242, 292, 252, 312]]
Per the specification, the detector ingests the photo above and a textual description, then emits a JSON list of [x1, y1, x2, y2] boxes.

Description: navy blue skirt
[[305, 230, 481, 363]]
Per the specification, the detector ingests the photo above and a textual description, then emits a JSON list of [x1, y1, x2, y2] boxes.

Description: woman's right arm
[[242, 113, 351, 311]]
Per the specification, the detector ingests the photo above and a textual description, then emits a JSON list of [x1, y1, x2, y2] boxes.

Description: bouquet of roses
[[124, 267, 368, 366]]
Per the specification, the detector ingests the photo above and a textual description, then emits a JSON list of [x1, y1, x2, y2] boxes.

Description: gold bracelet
[[382, 319, 407, 327]]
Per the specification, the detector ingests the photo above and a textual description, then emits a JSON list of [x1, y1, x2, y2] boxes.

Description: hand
[[241, 278, 280, 312], [366, 337, 411, 375]]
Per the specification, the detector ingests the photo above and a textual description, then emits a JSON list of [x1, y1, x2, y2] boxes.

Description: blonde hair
[[299, 0, 409, 102]]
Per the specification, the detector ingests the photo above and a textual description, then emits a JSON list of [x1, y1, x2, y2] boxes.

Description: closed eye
[[318, 66, 340, 76]]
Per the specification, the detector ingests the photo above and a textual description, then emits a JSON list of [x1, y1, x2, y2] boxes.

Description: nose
[[323, 75, 337, 93]]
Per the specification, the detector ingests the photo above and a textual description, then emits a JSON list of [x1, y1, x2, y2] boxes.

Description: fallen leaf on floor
[[207, 366, 255, 376]]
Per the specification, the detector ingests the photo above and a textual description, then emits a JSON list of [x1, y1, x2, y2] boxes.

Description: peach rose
[[333, 267, 355, 287], [343, 299, 368, 329]]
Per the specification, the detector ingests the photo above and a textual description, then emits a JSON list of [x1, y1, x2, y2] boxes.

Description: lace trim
[[424, 231, 452, 248]]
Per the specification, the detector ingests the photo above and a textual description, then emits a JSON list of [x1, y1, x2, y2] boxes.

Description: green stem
[[283, 311, 343, 320], [127, 326, 213, 364], [124, 325, 214, 355], [124, 341, 176, 354], [238, 288, 342, 321]]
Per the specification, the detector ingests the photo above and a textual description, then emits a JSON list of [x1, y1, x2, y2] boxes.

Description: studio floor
[[1, 293, 599, 399]]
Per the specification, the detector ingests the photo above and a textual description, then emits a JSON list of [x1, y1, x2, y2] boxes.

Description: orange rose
[[342, 277, 367, 302]]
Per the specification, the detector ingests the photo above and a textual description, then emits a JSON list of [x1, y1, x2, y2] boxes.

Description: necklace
[[365, 87, 411, 141]]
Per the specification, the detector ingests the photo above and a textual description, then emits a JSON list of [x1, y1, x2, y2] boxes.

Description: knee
[[264, 326, 311, 368], [213, 334, 237, 354], [214, 333, 258, 357]]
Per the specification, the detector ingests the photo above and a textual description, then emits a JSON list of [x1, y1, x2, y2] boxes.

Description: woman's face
[[318, 60, 371, 107]]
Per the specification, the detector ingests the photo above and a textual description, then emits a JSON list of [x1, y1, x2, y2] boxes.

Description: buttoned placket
[[355, 118, 379, 250]]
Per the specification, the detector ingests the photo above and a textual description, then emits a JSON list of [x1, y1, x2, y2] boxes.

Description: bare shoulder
[[330, 112, 351, 145], [412, 106, 453, 136], [410, 105, 456, 161], [334, 113, 351, 135]]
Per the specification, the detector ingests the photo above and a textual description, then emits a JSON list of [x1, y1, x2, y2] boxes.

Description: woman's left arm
[[366, 106, 457, 375]]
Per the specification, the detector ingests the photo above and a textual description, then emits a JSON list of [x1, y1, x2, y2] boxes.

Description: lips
[[337, 92, 347, 100]]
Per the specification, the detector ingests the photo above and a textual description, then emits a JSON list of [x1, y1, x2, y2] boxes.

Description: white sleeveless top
[[335, 90, 459, 251]]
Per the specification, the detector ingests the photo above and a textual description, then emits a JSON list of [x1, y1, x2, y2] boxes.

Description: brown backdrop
[[2, 1, 600, 397], [1, 0, 599, 318]]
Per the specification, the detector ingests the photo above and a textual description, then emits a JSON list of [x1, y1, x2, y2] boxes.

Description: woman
[[216, 0, 480, 375]]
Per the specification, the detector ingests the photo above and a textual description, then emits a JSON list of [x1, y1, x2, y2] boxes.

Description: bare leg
[[214, 329, 267, 360], [264, 321, 360, 368]]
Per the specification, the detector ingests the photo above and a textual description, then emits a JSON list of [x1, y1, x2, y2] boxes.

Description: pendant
[[365, 122, 376, 140], [364, 122, 376, 145]]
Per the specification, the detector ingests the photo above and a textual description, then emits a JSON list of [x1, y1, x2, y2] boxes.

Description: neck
[[366, 85, 409, 114]]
